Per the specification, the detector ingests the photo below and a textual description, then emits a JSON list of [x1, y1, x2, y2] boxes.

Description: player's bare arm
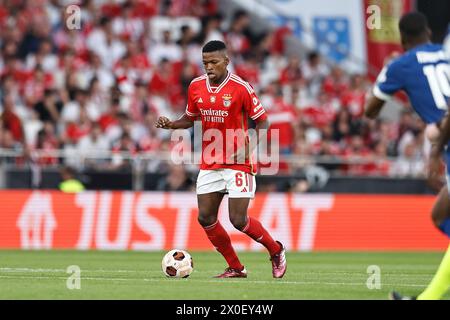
[[155, 114, 194, 130], [253, 118, 270, 153], [364, 49, 402, 120], [364, 95, 385, 119], [427, 114, 450, 189], [435, 115, 450, 157], [232, 118, 270, 163]]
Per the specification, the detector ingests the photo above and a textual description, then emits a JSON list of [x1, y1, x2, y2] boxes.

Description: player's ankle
[[271, 241, 283, 257], [230, 265, 244, 271]]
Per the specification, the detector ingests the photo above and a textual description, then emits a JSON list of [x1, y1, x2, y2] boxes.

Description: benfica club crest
[[222, 94, 232, 108]]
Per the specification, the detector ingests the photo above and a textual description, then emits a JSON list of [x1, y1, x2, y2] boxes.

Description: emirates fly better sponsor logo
[[200, 108, 229, 123], [170, 123, 280, 175]]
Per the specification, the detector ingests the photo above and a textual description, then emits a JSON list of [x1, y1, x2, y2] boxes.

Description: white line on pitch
[[0, 275, 427, 288]]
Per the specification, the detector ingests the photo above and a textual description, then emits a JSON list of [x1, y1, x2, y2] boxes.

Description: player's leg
[[431, 184, 450, 237], [198, 193, 246, 276], [196, 170, 245, 277], [417, 243, 450, 300], [226, 169, 286, 278], [391, 181, 450, 300], [416, 185, 450, 300], [228, 197, 280, 255]]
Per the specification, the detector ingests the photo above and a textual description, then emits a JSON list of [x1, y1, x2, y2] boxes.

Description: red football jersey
[[185, 72, 267, 174]]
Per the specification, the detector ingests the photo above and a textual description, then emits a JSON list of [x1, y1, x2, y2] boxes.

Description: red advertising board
[[0, 191, 447, 251]]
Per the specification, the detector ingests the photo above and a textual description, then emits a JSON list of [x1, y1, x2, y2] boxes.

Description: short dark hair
[[202, 40, 227, 53], [399, 12, 428, 38], [233, 9, 248, 22], [180, 25, 190, 33], [307, 51, 319, 61]]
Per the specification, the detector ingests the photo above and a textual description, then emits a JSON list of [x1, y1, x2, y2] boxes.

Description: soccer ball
[[161, 249, 194, 278]]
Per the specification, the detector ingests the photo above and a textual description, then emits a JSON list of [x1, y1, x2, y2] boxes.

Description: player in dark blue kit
[[365, 12, 450, 300]]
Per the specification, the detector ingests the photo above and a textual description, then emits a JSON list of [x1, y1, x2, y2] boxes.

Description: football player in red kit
[[156, 40, 286, 278]]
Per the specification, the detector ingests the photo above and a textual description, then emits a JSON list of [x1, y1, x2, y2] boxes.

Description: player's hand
[[155, 116, 172, 129], [230, 152, 249, 164], [230, 146, 249, 164]]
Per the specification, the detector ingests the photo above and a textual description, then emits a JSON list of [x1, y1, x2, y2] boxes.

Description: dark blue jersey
[[373, 43, 450, 124]]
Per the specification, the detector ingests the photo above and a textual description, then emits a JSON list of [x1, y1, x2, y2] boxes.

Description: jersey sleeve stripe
[[251, 109, 266, 120], [190, 75, 207, 84], [373, 85, 393, 101], [230, 76, 254, 94], [231, 76, 254, 93], [185, 109, 199, 117]]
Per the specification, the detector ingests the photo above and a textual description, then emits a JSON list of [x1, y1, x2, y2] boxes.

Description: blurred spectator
[[138, 113, 163, 152], [195, 13, 224, 45], [86, 16, 126, 69], [0, 94, 25, 145], [33, 89, 63, 125], [225, 9, 251, 57], [287, 179, 310, 193], [34, 121, 59, 165], [156, 164, 193, 191], [0, 127, 22, 151], [280, 55, 303, 86], [77, 122, 110, 170], [23, 65, 53, 107], [177, 25, 197, 48], [83, 53, 115, 91], [302, 51, 328, 99], [59, 165, 85, 193], [86, 76, 110, 116], [25, 39, 58, 73], [109, 132, 139, 171], [322, 66, 349, 98], [390, 141, 425, 177], [149, 29, 182, 64], [264, 82, 297, 154], [64, 106, 92, 144], [62, 88, 100, 124], [173, 49, 201, 98], [98, 94, 122, 143], [18, 13, 51, 59], [235, 52, 260, 86], [112, 1, 145, 41], [340, 74, 369, 118]]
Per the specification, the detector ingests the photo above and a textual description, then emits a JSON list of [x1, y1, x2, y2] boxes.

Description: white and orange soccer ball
[[161, 249, 194, 278]]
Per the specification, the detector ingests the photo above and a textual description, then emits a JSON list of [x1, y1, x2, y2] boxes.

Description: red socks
[[242, 217, 281, 256], [202, 217, 281, 269], [202, 221, 244, 270]]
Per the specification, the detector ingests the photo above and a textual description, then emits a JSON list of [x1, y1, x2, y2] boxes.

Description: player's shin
[[202, 220, 244, 270], [417, 244, 450, 300], [240, 216, 281, 256]]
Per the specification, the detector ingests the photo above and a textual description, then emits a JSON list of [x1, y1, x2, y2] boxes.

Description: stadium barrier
[[2, 167, 433, 193], [0, 190, 447, 251]]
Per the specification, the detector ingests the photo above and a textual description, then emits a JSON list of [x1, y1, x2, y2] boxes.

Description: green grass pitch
[[0, 250, 448, 300]]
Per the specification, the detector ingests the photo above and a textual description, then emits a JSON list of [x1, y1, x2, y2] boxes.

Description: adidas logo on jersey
[[242, 187, 248, 192], [198, 97, 203, 103]]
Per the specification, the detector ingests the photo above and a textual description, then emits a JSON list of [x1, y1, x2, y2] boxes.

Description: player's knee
[[431, 209, 444, 229], [197, 213, 216, 228], [430, 203, 448, 229], [230, 215, 247, 231]]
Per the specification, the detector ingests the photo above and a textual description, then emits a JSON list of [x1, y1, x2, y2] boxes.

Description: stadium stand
[[0, 0, 433, 191]]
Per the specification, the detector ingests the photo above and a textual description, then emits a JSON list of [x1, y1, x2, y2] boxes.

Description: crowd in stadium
[[0, 0, 427, 178]]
